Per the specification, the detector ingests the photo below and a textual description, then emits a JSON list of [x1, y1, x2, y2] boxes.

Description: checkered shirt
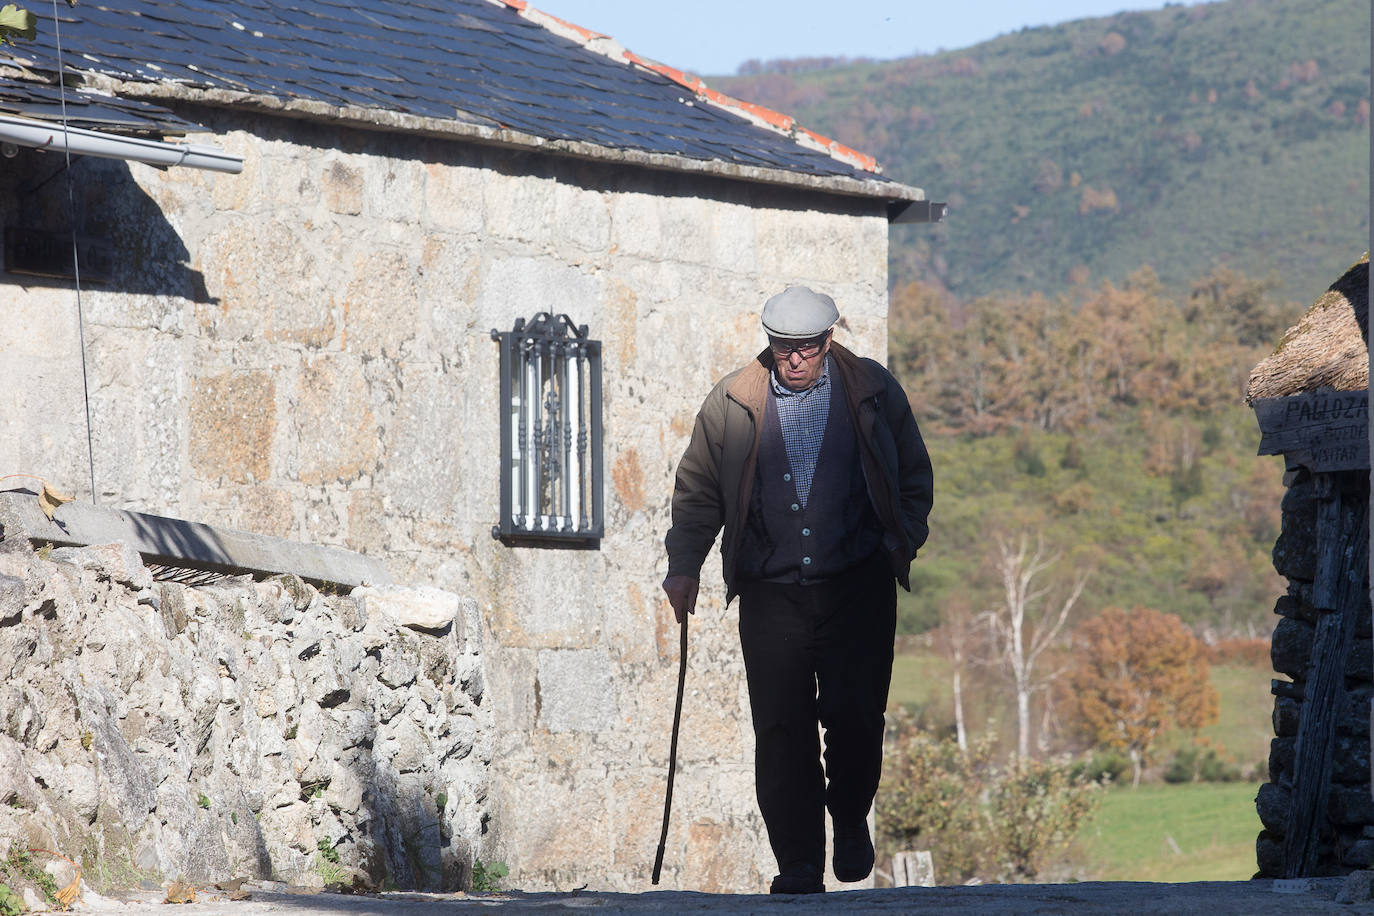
[[769, 356, 832, 508]]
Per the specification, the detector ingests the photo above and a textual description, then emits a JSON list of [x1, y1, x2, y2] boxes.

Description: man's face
[[769, 330, 831, 391]]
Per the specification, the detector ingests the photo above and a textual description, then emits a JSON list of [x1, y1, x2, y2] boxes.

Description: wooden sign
[[1252, 388, 1369, 472]]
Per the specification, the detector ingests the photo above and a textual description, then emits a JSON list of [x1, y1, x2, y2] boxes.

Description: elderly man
[[662, 286, 933, 894]]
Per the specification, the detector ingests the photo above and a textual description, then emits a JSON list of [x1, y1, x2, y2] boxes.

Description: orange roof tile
[[493, 0, 884, 177]]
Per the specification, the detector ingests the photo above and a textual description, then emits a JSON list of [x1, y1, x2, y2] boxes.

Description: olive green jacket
[[665, 342, 933, 602]]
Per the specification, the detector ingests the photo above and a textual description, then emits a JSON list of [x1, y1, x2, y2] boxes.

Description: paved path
[[74, 876, 1374, 914]]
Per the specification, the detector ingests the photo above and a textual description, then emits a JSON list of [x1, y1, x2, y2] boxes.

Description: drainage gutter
[[0, 113, 242, 173]]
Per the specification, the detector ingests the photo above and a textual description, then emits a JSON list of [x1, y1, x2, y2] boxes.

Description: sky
[[533, 1, 1208, 76]]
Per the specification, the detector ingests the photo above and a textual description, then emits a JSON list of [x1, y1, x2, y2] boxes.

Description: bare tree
[[984, 534, 1088, 759], [951, 629, 969, 752], [933, 594, 979, 751]]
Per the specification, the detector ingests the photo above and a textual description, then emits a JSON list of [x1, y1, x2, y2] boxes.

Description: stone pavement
[[70, 876, 1374, 914]]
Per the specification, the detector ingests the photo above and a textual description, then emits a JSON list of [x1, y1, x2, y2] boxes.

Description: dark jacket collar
[[727, 341, 881, 412]]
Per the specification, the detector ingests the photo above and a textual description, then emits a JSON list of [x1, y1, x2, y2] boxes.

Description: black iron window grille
[[491, 313, 604, 545]]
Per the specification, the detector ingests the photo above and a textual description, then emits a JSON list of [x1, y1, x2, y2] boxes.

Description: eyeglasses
[[769, 334, 828, 360]]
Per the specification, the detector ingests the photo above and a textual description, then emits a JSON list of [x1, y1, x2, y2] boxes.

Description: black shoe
[[769, 863, 825, 894], [832, 821, 874, 882]]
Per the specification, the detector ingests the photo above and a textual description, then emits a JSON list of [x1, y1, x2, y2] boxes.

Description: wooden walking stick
[[651, 612, 688, 885]]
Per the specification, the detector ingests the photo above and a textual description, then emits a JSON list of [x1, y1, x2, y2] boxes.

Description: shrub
[[471, 860, 508, 893], [1164, 746, 1198, 783], [877, 725, 993, 881], [1165, 745, 1243, 783], [876, 716, 1099, 883], [0, 883, 22, 916], [1071, 751, 1130, 785], [313, 837, 347, 886], [1059, 438, 1085, 470], [1013, 434, 1047, 477], [992, 756, 1101, 881], [1, 848, 57, 908], [1197, 749, 1243, 783]]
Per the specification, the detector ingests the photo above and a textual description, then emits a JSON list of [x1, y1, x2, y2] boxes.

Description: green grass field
[[1075, 782, 1262, 881], [886, 650, 1271, 881], [888, 649, 949, 710], [1159, 664, 1273, 775]]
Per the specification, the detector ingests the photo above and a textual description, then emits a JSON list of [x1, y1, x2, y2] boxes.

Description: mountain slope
[[716, 0, 1369, 302]]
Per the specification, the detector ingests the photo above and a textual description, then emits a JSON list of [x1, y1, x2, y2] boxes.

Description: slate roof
[[0, 78, 200, 134], [0, 0, 917, 197]]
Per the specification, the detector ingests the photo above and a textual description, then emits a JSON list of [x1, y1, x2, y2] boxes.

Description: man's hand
[[662, 575, 699, 625]]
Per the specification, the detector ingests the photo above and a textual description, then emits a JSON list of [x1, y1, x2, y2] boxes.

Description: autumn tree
[[888, 279, 960, 428], [886, 264, 1291, 438], [1187, 265, 1288, 348], [1062, 606, 1219, 786]]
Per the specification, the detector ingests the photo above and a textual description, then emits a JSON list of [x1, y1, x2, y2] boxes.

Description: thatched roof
[[1246, 252, 1369, 403]]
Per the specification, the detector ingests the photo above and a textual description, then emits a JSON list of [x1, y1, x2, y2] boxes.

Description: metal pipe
[[559, 343, 571, 531], [577, 346, 589, 532], [520, 342, 533, 531], [0, 113, 243, 174], [532, 342, 545, 530], [495, 329, 516, 537], [568, 344, 581, 532]]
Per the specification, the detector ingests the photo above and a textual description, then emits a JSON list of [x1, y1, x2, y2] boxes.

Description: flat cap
[[760, 286, 839, 340]]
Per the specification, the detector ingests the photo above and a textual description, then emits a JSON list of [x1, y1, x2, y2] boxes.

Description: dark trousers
[[736, 551, 897, 871]]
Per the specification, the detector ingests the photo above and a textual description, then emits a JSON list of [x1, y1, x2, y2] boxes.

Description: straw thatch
[[1246, 252, 1369, 403]]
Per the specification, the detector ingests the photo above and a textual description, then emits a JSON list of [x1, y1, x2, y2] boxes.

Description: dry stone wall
[[0, 537, 490, 891], [1256, 469, 1373, 875], [0, 106, 893, 892]]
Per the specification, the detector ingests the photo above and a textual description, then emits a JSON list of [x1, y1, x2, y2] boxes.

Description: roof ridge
[[490, 0, 880, 175]]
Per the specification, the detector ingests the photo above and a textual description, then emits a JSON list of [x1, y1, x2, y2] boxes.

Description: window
[[491, 313, 603, 545]]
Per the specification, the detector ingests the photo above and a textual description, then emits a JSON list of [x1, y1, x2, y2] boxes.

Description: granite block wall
[[0, 107, 893, 892], [0, 538, 487, 891]]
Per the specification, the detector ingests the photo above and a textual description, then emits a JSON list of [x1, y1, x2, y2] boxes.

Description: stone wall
[[0, 107, 894, 892], [0, 537, 489, 890], [1256, 468, 1373, 875]]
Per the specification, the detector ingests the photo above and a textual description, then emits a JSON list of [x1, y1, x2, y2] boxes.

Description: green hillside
[[900, 406, 1286, 635], [715, 0, 1369, 302], [877, 260, 1297, 636]]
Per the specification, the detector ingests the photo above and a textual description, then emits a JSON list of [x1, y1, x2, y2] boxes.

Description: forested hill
[[715, 0, 1369, 303]]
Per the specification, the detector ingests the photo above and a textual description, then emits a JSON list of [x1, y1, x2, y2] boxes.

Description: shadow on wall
[[2, 487, 234, 577], [0, 148, 215, 303]]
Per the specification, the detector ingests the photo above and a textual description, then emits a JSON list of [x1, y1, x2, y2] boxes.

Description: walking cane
[[651, 611, 688, 885]]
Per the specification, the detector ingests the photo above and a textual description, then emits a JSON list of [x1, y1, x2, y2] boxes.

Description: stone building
[[0, 0, 938, 894], [1248, 253, 1370, 877]]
